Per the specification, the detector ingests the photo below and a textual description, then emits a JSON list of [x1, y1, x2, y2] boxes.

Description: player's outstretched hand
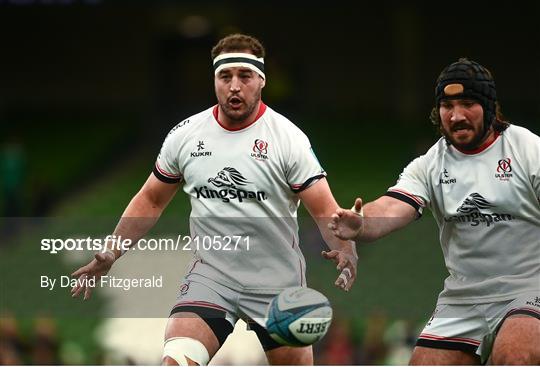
[[70, 251, 115, 300], [328, 198, 364, 241], [321, 248, 357, 292]]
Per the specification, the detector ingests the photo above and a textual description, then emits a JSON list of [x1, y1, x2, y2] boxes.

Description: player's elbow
[[133, 188, 168, 213]]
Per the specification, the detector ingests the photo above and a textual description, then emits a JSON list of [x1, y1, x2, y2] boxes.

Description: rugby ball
[[266, 287, 333, 347]]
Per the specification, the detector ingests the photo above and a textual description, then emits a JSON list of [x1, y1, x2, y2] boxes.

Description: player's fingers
[[336, 272, 349, 290], [347, 270, 356, 291], [321, 250, 338, 260], [340, 268, 353, 291], [83, 287, 92, 301], [351, 198, 363, 216], [347, 268, 356, 283], [326, 251, 346, 270], [72, 284, 84, 298], [71, 266, 89, 278], [71, 279, 86, 295], [354, 198, 363, 212], [336, 256, 348, 271], [83, 276, 95, 300], [71, 274, 87, 293], [345, 276, 354, 291], [334, 273, 343, 287], [330, 213, 341, 226], [71, 274, 87, 297]]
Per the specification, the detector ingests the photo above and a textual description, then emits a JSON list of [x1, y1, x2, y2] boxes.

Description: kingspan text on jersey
[[194, 186, 268, 203], [444, 211, 514, 227]]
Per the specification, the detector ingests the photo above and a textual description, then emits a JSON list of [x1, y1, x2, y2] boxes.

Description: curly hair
[[211, 34, 265, 59]]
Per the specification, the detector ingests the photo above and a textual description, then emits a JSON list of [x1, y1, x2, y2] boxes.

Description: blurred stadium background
[[0, 1, 538, 365]]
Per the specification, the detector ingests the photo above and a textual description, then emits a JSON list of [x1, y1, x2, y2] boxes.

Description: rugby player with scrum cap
[[330, 58, 540, 365]]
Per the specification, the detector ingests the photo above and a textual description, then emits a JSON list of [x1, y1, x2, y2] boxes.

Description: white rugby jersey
[[153, 103, 326, 293], [387, 125, 540, 304]]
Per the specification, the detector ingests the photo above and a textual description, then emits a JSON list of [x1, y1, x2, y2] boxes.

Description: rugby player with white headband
[[71, 33, 358, 365], [213, 52, 266, 80]]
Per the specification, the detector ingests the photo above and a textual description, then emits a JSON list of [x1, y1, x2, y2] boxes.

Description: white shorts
[[417, 292, 540, 363], [169, 273, 281, 350]]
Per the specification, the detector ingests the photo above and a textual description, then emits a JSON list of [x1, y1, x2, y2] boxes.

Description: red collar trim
[[453, 131, 500, 155], [213, 102, 267, 131]]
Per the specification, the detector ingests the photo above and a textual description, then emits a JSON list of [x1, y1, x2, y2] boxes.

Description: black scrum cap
[[435, 58, 497, 130]]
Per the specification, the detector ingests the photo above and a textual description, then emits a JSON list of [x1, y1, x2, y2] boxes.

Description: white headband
[[213, 52, 265, 79]]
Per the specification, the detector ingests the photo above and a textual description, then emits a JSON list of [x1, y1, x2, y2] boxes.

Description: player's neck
[[218, 100, 264, 131], [475, 127, 497, 149], [457, 127, 498, 154]]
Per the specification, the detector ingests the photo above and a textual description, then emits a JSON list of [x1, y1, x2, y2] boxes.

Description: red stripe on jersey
[[453, 131, 500, 155], [187, 260, 200, 274], [155, 161, 181, 179], [299, 258, 304, 286], [419, 333, 481, 346], [506, 307, 540, 317], [388, 188, 424, 206], [213, 102, 267, 131]]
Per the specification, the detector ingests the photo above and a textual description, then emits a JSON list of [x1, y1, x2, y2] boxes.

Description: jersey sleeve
[[285, 133, 326, 193], [526, 129, 540, 200], [385, 154, 430, 216], [533, 160, 540, 202], [152, 126, 184, 184]]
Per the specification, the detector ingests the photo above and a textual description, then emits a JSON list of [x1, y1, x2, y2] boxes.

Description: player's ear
[[260, 77, 266, 88]]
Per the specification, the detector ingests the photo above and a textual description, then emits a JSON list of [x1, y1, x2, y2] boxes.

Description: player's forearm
[[355, 201, 414, 243], [354, 220, 393, 243], [106, 190, 167, 258], [317, 218, 358, 256]]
